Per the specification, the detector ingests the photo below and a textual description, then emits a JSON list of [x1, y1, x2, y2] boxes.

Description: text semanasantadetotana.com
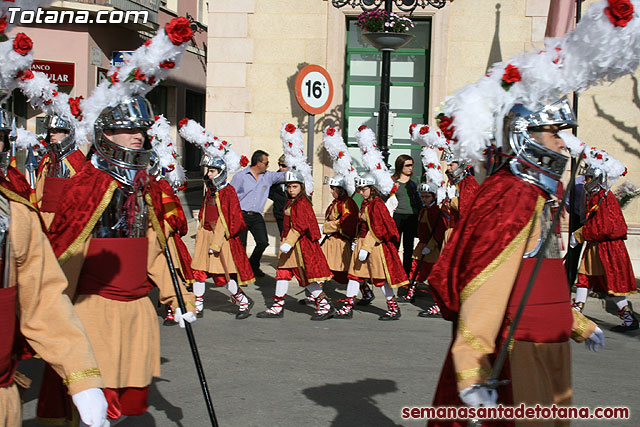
[[6, 7, 148, 25], [402, 404, 630, 420]]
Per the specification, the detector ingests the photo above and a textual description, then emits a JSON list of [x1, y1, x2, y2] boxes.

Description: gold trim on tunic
[[62, 368, 102, 386], [456, 367, 491, 382]]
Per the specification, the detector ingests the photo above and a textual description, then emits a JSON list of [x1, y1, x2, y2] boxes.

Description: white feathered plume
[[355, 126, 394, 195], [322, 126, 358, 196], [439, 0, 640, 163], [410, 123, 447, 204], [148, 115, 186, 189], [178, 118, 246, 174], [0, 34, 36, 102], [281, 123, 313, 194], [15, 127, 44, 150], [559, 132, 627, 186], [18, 17, 193, 145]]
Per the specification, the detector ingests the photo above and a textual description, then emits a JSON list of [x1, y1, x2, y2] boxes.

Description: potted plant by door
[[356, 9, 415, 52]]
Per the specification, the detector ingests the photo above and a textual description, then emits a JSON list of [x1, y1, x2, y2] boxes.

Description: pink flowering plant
[[356, 9, 414, 33]]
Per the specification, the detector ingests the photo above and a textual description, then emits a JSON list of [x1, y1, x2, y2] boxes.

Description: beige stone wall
[[208, 0, 640, 266]]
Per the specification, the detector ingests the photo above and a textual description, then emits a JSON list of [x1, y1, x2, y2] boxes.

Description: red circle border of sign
[[294, 64, 334, 115]]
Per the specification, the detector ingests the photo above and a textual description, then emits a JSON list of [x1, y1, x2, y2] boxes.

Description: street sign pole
[[307, 114, 315, 166]]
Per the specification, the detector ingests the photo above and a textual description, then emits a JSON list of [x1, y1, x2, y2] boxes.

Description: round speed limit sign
[[294, 65, 334, 115]]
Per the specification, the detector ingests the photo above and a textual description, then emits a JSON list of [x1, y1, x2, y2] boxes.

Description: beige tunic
[[60, 224, 194, 389], [191, 220, 237, 276], [321, 205, 353, 272], [574, 227, 605, 276], [452, 197, 595, 424], [0, 200, 103, 427]]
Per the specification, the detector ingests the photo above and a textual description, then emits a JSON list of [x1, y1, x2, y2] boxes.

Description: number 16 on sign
[[294, 65, 334, 166]]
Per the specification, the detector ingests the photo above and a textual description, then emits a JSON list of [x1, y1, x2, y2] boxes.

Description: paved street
[[19, 216, 640, 426]]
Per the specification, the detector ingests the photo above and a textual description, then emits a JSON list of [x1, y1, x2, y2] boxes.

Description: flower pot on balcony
[[361, 32, 414, 52]]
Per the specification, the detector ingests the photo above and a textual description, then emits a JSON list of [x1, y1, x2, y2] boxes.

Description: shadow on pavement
[[303, 378, 402, 427]]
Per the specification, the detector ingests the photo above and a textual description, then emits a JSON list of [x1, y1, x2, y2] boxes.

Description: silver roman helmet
[[94, 95, 154, 171], [45, 114, 77, 163], [324, 174, 345, 188], [418, 181, 439, 194], [503, 97, 576, 194], [201, 154, 228, 190], [285, 168, 305, 184], [442, 147, 470, 185], [582, 165, 607, 195], [354, 174, 376, 189]]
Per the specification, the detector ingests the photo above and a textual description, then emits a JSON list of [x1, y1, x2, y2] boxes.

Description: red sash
[[0, 286, 17, 387], [77, 238, 152, 301], [506, 259, 573, 343], [40, 177, 68, 213], [202, 200, 218, 232]]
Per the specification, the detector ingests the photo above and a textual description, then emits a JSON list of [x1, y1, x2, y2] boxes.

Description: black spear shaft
[[164, 243, 219, 427]]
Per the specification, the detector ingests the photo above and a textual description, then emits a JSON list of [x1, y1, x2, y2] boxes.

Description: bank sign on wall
[[31, 60, 75, 86]]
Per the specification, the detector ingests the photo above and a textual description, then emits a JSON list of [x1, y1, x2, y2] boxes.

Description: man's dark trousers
[[240, 211, 269, 270]]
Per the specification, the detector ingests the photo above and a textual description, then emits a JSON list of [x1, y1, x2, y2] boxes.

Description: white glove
[[459, 385, 498, 408], [358, 249, 369, 262], [351, 241, 357, 251], [385, 194, 398, 215], [569, 234, 578, 248], [447, 185, 458, 199], [280, 243, 292, 254], [71, 388, 108, 427], [585, 326, 605, 352], [175, 307, 197, 328], [422, 247, 431, 256]]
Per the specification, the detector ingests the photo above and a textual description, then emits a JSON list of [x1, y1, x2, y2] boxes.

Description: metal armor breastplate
[[47, 142, 78, 178], [523, 199, 561, 259], [92, 185, 148, 238], [0, 153, 9, 178]]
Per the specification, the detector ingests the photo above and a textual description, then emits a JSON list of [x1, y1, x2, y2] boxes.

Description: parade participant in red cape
[[258, 123, 335, 320], [569, 149, 638, 331], [190, 156, 256, 319], [35, 114, 86, 227], [179, 118, 255, 319], [337, 126, 408, 320], [440, 147, 479, 240], [419, 1, 640, 412], [0, 107, 107, 427], [428, 99, 605, 426], [39, 96, 196, 425], [321, 127, 360, 287], [148, 114, 199, 325]]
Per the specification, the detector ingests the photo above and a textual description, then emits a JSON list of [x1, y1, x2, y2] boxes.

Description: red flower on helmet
[[144, 40, 152, 47], [338, 151, 344, 158], [13, 33, 33, 56], [358, 125, 367, 132], [427, 162, 435, 168], [165, 16, 193, 46], [438, 114, 456, 141], [133, 68, 146, 81], [218, 145, 224, 151], [623, 167, 628, 176], [596, 153, 603, 160], [221, 140, 228, 146], [240, 155, 249, 167], [178, 118, 189, 128], [69, 96, 83, 119], [376, 163, 382, 169], [148, 76, 156, 85], [17, 69, 34, 81], [420, 126, 430, 135], [326, 128, 336, 136], [501, 64, 521, 91], [109, 71, 119, 85], [605, 0, 634, 27], [0, 16, 7, 33], [285, 123, 296, 133], [154, 115, 160, 121], [160, 60, 175, 69], [409, 123, 417, 135]]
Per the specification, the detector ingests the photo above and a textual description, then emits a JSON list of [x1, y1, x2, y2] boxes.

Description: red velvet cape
[[427, 170, 544, 427], [37, 149, 86, 179], [360, 197, 408, 286], [582, 189, 636, 295], [156, 179, 195, 283], [417, 204, 446, 246], [1, 166, 36, 209], [448, 174, 480, 229], [198, 184, 254, 284], [283, 196, 332, 282], [324, 194, 359, 239], [48, 163, 165, 261]]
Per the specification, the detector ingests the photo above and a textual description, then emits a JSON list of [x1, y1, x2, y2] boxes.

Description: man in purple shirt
[[231, 150, 285, 277]]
